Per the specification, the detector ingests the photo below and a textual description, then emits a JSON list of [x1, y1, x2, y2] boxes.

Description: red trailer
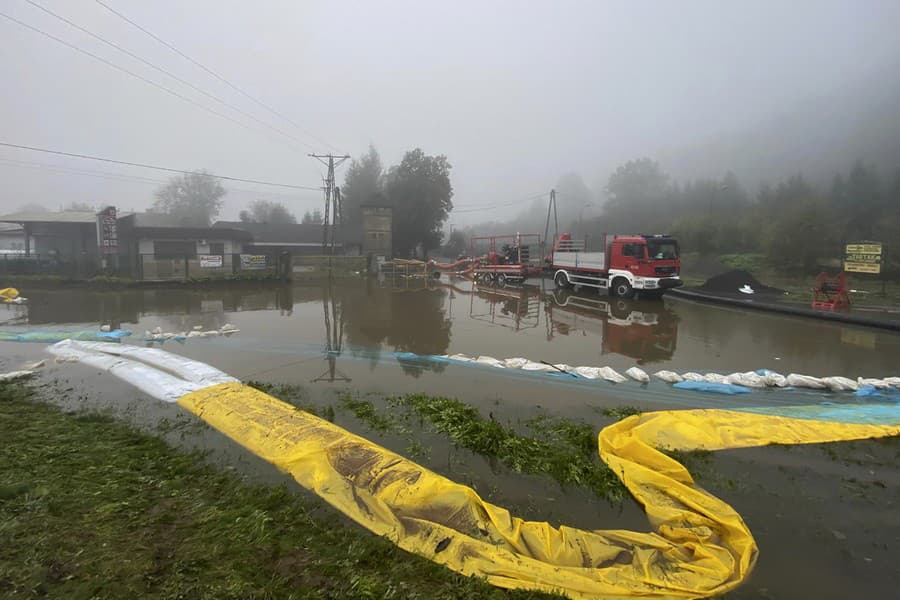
[[467, 233, 543, 286]]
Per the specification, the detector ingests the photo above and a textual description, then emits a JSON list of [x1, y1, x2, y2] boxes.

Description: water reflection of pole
[[312, 277, 351, 383]]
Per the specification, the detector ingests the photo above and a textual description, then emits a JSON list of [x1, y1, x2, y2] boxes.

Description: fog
[[2, 0, 899, 226]]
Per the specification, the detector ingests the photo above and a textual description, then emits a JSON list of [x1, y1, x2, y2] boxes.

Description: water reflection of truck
[[549, 233, 682, 299], [545, 289, 678, 363]]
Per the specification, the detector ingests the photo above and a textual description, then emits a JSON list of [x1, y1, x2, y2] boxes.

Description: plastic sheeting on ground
[[0, 329, 131, 343], [46, 340, 900, 599]]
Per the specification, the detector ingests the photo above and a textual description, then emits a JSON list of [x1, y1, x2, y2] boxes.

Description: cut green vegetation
[[338, 394, 630, 503], [0, 382, 559, 599]]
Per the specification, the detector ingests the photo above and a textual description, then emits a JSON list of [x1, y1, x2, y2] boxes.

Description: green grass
[[718, 253, 767, 273], [385, 395, 629, 503], [336, 394, 632, 503], [0, 382, 559, 599]]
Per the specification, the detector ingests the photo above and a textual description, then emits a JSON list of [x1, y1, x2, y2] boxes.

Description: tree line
[[143, 146, 454, 258], [580, 158, 900, 273]]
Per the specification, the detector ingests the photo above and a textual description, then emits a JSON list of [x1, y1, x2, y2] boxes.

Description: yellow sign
[[844, 242, 882, 274]]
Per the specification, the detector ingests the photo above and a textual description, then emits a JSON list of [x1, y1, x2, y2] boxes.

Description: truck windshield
[[646, 240, 678, 260]]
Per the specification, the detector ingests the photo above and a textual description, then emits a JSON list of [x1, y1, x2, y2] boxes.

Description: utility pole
[[543, 188, 558, 249], [309, 153, 350, 254]]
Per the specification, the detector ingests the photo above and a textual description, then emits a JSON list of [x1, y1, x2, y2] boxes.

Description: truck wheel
[[612, 278, 634, 299], [554, 271, 571, 289], [497, 274, 508, 287]]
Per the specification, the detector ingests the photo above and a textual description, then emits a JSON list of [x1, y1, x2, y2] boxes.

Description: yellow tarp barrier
[[1, 287, 19, 303], [179, 383, 900, 599]]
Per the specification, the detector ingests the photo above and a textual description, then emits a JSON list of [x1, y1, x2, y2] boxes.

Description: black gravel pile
[[698, 270, 785, 296]]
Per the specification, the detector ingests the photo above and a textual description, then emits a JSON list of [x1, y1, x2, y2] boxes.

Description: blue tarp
[[673, 381, 752, 395], [0, 329, 131, 343]]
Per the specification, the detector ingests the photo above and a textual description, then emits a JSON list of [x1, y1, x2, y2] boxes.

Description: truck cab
[[607, 235, 681, 297]]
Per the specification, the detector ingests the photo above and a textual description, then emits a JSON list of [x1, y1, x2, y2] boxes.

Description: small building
[[212, 221, 344, 257], [0, 210, 101, 277], [117, 213, 252, 280], [360, 205, 392, 258], [0, 223, 25, 253]]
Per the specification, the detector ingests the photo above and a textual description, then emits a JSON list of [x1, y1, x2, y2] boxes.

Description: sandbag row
[[439, 353, 899, 393]]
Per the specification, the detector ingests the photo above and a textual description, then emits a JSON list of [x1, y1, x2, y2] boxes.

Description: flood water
[[2, 277, 899, 599], [5, 277, 899, 393]]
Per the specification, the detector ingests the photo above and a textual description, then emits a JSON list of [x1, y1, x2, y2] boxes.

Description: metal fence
[[0, 252, 369, 281], [138, 253, 279, 280], [290, 255, 368, 278], [0, 253, 99, 278]]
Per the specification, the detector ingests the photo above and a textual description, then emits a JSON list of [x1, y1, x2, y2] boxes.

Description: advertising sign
[[240, 254, 267, 270], [96, 206, 118, 255], [200, 255, 223, 268], [843, 242, 882, 274]]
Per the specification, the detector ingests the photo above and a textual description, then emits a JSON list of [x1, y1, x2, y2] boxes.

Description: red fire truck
[[548, 233, 682, 298]]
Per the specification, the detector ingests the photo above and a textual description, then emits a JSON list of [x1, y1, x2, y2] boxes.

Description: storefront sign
[[843, 242, 882, 274], [96, 206, 118, 255], [200, 255, 223, 268], [240, 254, 267, 270]]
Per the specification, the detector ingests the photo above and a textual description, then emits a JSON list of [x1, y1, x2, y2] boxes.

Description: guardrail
[[556, 240, 586, 251]]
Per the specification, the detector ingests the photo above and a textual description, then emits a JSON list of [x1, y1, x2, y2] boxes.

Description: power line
[[22, 0, 317, 152], [0, 142, 322, 191], [0, 10, 309, 155], [93, 0, 339, 152], [0, 157, 316, 199], [453, 192, 549, 213]]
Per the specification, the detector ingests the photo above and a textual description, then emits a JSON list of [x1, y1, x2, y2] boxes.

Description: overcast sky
[[2, 0, 899, 224]]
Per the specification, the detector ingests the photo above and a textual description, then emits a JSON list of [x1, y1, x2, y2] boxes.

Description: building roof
[[135, 226, 252, 241], [213, 221, 343, 246], [0, 210, 97, 224], [0, 223, 24, 233], [127, 213, 193, 228]]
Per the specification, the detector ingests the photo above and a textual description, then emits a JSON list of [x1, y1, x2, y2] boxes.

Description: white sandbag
[[475, 355, 505, 368], [653, 370, 683, 383], [598, 366, 628, 383], [446, 353, 474, 362], [757, 370, 788, 387], [857, 377, 892, 389], [0, 370, 34, 382], [625, 366, 650, 383], [786, 373, 827, 389], [573, 366, 602, 379], [152, 326, 163, 335], [23, 359, 46, 370], [726, 372, 767, 388], [883, 376, 900, 387], [703, 373, 728, 384], [822, 376, 858, 392], [682, 372, 705, 382], [503, 357, 529, 369], [100, 324, 111, 332], [220, 323, 238, 332], [521, 361, 556, 371]]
